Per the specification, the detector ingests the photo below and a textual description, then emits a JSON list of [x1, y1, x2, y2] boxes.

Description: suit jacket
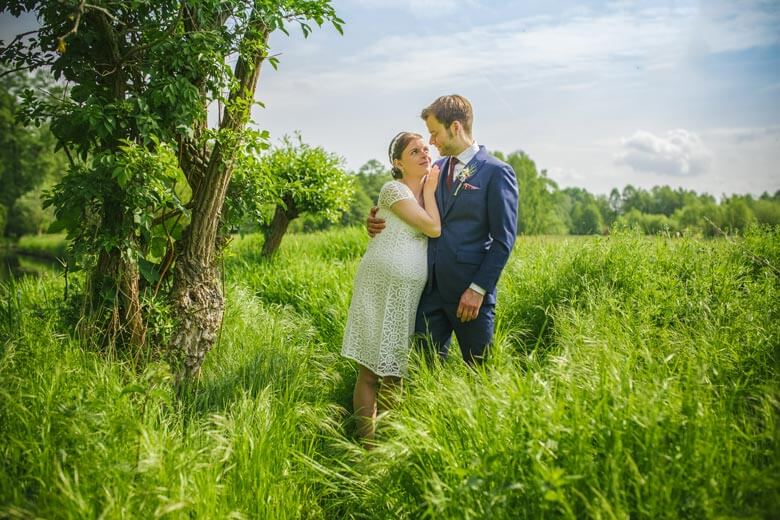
[[426, 145, 519, 305]]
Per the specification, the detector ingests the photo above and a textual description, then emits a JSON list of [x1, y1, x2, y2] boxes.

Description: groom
[[368, 94, 518, 364]]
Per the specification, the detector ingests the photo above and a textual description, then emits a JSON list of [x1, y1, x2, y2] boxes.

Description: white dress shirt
[[451, 141, 480, 183]]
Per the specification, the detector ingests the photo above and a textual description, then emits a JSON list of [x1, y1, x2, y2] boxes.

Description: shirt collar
[[456, 141, 480, 165]]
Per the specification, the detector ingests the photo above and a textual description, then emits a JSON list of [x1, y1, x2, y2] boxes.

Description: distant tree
[[5, 188, 54, 237], [337, 185, 373, 229], [571, 201, 604, 235], [260, 136, 353, 256], [752, 199, 780, 226], [593, 193, 615, 228], [616, 208, 673, 235], [355, 159, 392, 201], [621, 185, 639, 212], [621, 185, 654, 214], [643, 213, 676, 235], [562, 186, 606, 234], [0, 68, 66, 236], [341, 159, 391, 228], [721, 196, 756, 234], [504, 151, 566, 234], [608, 188, 622, 219], [759, 190, 780, 202], [672, 203, 705, 234], [617, 208, 643, 232], [700, 203, 726, 237]]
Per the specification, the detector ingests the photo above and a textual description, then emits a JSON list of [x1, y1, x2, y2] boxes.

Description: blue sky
[[255, 0, 780, 197], [3, 0, 778, 197]]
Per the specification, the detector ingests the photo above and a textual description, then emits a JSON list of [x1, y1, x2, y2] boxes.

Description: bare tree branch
[[0, 64, 37, 78], [1, 29, 39, 46]]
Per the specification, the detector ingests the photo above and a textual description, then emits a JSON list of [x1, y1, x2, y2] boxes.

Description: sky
[[253, 0, 780, 197], [2, 0, 779, 197]]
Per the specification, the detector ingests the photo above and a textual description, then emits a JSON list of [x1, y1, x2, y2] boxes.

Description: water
[[0, 251, 60, 282]]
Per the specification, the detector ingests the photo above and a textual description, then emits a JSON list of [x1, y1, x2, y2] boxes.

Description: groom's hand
[[457, 288, 484, 322], [367, 206, 386, 237]]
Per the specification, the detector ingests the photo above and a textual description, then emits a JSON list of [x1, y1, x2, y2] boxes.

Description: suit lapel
[[442, 150, 488, 218]]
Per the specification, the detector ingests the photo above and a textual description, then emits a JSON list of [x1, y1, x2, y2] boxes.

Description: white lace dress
[[341, 181, 429, 377]]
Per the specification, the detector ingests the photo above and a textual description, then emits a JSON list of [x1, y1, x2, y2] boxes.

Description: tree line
[[4, 83, 779, 246], [287, 152, 780, 238], [4, 68, 778, 247]]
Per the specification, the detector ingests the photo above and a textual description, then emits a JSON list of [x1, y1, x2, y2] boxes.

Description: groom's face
[[425, 115, 458, 156]]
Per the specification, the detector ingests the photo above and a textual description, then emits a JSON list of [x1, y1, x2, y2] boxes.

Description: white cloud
[[267, 1, 780, 98], [703, 125, 780, 144], [693, 0, 780, 54], [547, 166, 586, 184], [616, 129, 712, 177]]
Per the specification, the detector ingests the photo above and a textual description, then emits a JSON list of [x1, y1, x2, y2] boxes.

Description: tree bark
[[87, 234, 145, 349], [262, 205, 292, 257], [170, 16, 270, 380]]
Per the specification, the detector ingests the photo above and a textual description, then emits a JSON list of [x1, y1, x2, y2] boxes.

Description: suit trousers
[[414, 284, 495, 365]]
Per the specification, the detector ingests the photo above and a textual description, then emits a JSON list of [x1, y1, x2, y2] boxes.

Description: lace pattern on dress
[[341, 181, 428, 377]]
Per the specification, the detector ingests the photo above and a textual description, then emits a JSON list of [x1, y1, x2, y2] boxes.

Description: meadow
[[1, 228, 777, 519]]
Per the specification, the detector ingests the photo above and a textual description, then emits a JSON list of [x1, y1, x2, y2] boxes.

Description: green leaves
[[3, 0, 347, 248], [261, 134, 354, 221], [44, 140, 187, 282], [2, 0, 346, 357], [225, 133, 353, 252]]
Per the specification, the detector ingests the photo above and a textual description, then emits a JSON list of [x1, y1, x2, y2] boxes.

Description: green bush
[[0, 204, 6, 235]]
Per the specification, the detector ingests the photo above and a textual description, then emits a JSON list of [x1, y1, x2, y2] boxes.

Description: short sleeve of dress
[[378, 181, 413, 209]]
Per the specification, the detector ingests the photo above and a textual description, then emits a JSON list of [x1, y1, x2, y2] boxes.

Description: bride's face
[[395, 138, 431, 178]]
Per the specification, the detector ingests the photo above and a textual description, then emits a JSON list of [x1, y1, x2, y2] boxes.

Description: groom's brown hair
[[421, 94, 473, 135]]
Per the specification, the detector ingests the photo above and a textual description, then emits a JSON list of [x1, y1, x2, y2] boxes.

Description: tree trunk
[[86, 235, 146, 349], [262, 205, 292, 257], [80, 11, 146, 352], [118, 254, 145, 347], [169, 17, 270, 380], [169, 243, 223, 378]]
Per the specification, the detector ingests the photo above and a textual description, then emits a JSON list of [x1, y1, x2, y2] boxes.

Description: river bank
[[0, 234, 66, 280]]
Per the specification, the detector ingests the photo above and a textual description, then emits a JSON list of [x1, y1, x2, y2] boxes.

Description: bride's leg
[[377, 376, 402, 417], [353, 364, 379, 443]]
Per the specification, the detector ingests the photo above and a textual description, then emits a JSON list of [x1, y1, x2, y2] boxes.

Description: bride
[[341, 131, 441, 445]]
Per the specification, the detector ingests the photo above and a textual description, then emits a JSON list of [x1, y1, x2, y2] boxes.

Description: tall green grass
[[1, 227, 777, 518]]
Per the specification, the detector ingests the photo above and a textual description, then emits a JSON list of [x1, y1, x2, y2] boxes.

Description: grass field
[[1, 228, 777, 518]]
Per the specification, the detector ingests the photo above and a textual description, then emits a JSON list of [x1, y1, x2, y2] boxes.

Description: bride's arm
[[389, 166, 441, 238], [390, 198, 441, 238]]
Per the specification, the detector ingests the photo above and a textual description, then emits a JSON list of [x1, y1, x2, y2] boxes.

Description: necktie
[[446, 157, 459, 191]]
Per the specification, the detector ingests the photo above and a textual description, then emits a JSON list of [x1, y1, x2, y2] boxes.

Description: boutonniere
[[453, 165, 477, 196]]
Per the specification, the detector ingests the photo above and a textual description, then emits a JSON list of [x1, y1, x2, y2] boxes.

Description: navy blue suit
[[415, 145, 518, 363]]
